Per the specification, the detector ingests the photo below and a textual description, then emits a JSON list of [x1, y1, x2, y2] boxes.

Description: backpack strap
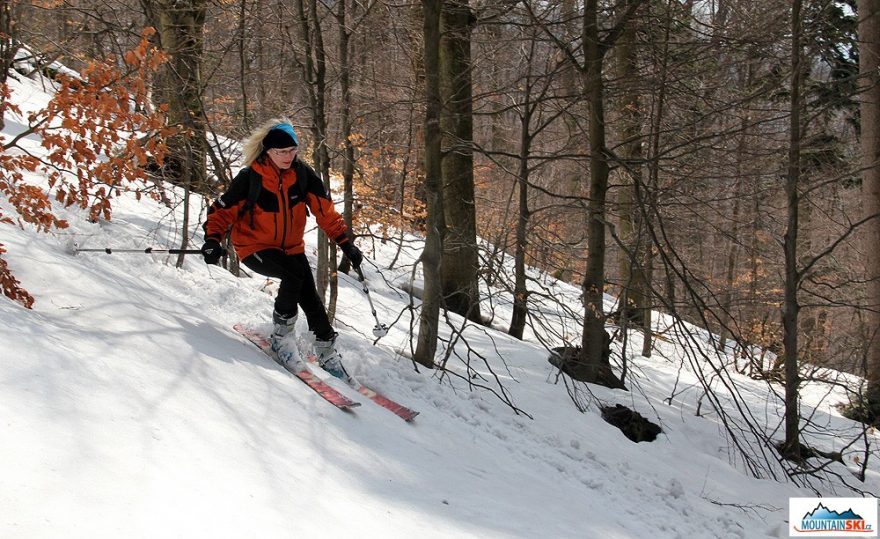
[[238, 167, 263, 226], [293, 160, 310, 217]]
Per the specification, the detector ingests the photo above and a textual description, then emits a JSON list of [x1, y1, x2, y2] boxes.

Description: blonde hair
[[240, 117, 295, 167]]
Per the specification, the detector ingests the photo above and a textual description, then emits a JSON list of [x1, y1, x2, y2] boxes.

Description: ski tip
[[335, 400, 362, 411]]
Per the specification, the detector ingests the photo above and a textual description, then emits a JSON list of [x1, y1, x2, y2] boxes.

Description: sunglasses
[[269, 147, 298, 157]]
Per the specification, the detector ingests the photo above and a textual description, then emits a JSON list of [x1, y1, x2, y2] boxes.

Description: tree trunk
[[336, 0, 357, 275], [414, 0, 444, 369], [640, 0, 677, 360], [439, 0, 481, 323], [719, 116, 748, 353], [0, 0, 15, 132], [296, 0, 336, 314], [256, 0, 266, 109], [142, 0, 207, 268], [781, 0, 803, 461], [508, 104, 532, 340], [574, 0, 621, 388], [237, 0, 249, 130], [859, 0, 880, 417], [615, 0, 650, 344]]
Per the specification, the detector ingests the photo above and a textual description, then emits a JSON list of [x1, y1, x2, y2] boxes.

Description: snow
[[2, 70, 878, 539]]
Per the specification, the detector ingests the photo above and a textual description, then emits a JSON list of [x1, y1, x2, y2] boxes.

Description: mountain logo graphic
[[803, 504, 863, 522], [795, 502, 873, 534], [790, 497, 878, 536]]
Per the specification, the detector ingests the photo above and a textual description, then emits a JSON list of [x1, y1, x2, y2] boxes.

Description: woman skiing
[[200, 119, 363, 379]]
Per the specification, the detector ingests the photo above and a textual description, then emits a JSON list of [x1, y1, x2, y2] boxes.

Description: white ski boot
[[270, 311, 300, 367], [314, 333, 351, 381]]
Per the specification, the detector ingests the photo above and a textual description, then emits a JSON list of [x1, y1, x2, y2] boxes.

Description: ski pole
[[355, 265, 389, 338], [72, 247, 203, 255], [67, 242, 202, 255]]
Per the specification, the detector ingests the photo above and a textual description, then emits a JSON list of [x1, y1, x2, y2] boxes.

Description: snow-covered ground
[[1, 70, 877, 539]]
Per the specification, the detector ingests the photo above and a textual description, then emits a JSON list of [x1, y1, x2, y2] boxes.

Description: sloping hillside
[[0, 69, 875, 539]]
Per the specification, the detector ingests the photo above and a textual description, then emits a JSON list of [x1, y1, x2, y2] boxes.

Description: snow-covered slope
[[1, 71, 876, 539]]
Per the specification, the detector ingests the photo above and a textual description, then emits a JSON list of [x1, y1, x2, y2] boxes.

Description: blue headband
[[274, 123, 299, 145]]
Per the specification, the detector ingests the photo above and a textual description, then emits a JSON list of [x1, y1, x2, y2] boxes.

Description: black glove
[[201, 238, 224, 265], [340, 241, 363, 269]]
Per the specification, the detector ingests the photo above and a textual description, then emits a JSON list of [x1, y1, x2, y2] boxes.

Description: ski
[[234, 324, 360, 411], [303, 352, 419, 422], [353, 382, 419, 422]]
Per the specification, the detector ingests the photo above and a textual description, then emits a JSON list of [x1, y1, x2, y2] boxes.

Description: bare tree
[[141, 0, 208, 268], [526, 0, 645, 387], [780, 0, 804, 461], [414, 0, 445, 369], [859, 0, 880, 417], [0, 0, 15, 132], [293, 0, 339, 317], [439, 0, 482, 323], [613, 0, 652, 355]]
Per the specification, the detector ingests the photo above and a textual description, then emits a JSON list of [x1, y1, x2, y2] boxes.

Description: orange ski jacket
[[203, 158, 349, 261]]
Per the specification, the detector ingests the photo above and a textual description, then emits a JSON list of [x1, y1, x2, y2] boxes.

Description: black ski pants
[[242, 249, 334, 341]]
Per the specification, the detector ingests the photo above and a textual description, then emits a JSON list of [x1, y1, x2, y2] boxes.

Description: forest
[[1, 0, 879, 466]]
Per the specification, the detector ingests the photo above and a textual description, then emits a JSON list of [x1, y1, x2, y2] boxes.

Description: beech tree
[[526, 0, 646, 388], [0, 30, 170, 307], [781, 0, 804, 462], [859, 0, 880, 417], [414, 0, 445, 369], [0, 0, 13, 132], [293, 0, 335, 307], [439, 0, 482, 324], [141, 0, 208, 269], [613, 0, 652, 356]]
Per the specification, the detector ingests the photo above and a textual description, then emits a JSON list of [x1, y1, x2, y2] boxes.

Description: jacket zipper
[[278, 174, 288, 249]]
